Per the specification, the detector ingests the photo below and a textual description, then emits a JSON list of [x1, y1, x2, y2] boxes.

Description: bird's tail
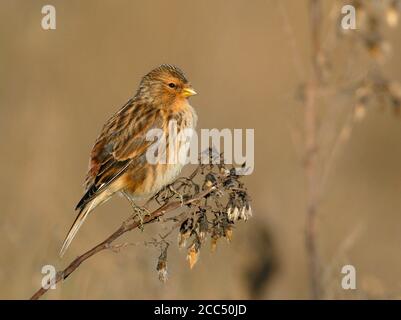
[[59, 200, 96, 257]]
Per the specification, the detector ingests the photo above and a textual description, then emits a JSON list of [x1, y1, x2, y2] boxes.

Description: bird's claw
[[131, 206, 151, 231], [169, 185, 184, 206]]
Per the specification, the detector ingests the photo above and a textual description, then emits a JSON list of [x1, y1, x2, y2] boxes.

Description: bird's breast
[[125, 102, 197, 199]]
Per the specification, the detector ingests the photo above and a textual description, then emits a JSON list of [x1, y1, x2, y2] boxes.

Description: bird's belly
[[125, 163, 184, 200], [150, 163, 184, 193]]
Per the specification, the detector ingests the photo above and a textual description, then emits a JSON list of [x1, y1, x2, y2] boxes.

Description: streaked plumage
[[60, 65, 197, 257]]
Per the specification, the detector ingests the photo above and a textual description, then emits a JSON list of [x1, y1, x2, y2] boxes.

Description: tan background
[[1, 0, 401, 299]]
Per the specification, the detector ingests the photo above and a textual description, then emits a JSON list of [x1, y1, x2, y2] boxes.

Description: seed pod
[[232, 206, 240, 221], [203, 173, 217, 190], [197, 214, 209, 242], [220, 167, 230, 176], [226, 197, 235, 221], [224, 225, 233, 242], [246, 203, 253, 218], [210, 236, 218, 253], [210, 226, 220, 253], [156, 247, 168, 283], [187, 241, 200, 269], [240, 200, 253, 221], [178, 217, 194, 249], [386, 1, 399, 27], [239, 206, 247, 221]]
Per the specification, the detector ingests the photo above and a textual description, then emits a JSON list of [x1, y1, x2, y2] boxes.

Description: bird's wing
[[76, 99, 165, 211]]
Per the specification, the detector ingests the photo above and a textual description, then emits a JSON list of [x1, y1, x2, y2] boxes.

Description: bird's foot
[[131, 205, 151, 231], [169, 185, 184, 206]]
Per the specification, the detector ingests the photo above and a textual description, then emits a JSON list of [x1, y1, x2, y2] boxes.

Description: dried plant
[[281, 0, 401, 298], [340, 0, 401, 117], [30, 149, 252, 299]]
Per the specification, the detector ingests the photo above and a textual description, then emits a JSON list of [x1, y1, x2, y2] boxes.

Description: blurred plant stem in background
[[300, 0, 401, 298], [304, 0, 323, 299]]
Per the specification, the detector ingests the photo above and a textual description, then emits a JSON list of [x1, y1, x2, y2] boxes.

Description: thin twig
[[276, 0, 306, 81], [30, 186, 216, 300], [304, 0, 322, 299]]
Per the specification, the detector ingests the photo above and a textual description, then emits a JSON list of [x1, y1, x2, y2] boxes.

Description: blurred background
[[1, 0, 401, 299]]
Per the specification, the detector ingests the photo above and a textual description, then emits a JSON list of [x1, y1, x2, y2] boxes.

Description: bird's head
[[137, 64, 197, 105]]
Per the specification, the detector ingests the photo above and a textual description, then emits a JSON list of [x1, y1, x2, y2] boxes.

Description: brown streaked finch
[[60, 64, 197, 257]]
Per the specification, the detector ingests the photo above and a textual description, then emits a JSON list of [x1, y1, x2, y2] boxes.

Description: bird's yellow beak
[[182, 87, 197, 98]]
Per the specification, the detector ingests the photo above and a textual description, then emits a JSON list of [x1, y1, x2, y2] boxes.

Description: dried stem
[[30, 150, 252, 300], [304, 0, 322, 299], [30, 186, 216, 300]]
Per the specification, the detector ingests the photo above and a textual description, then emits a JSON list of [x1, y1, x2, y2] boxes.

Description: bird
[[60, 64, 197, 257]]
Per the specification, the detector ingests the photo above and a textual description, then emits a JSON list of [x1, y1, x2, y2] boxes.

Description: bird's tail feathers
[[59, 200, 96, 257]]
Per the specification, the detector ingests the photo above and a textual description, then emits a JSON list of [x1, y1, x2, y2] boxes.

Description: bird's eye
[[168, 83, 176, 88]]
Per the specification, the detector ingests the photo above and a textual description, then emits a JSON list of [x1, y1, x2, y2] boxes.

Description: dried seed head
[[245, 203, 253, 218], [240, 206, 248, 221], [157, 261, 168, 283], [187, 242, 200, 269], [231, 206, 240, 222], [226, 191, 252, 222], [156, 248, 168, 283], [203, 173, 217, 189], [386, 4, 399, 27], [203, 180, 214, 190], [178, 218, 194, 249], [226, 197, 235, 221], [220, 167, 230, 176], [178, 233, 189, 249], [224, 225, 233, 242], [354, 103, 367, 121], [239, 206, 246, 220], [210, 224, 221, 253], [238, 198, 253, 221], [366, 38, 391, 62], [210, 236, 218, 253], [227, 207, 233, 221], [196, 214, 209, 242]]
